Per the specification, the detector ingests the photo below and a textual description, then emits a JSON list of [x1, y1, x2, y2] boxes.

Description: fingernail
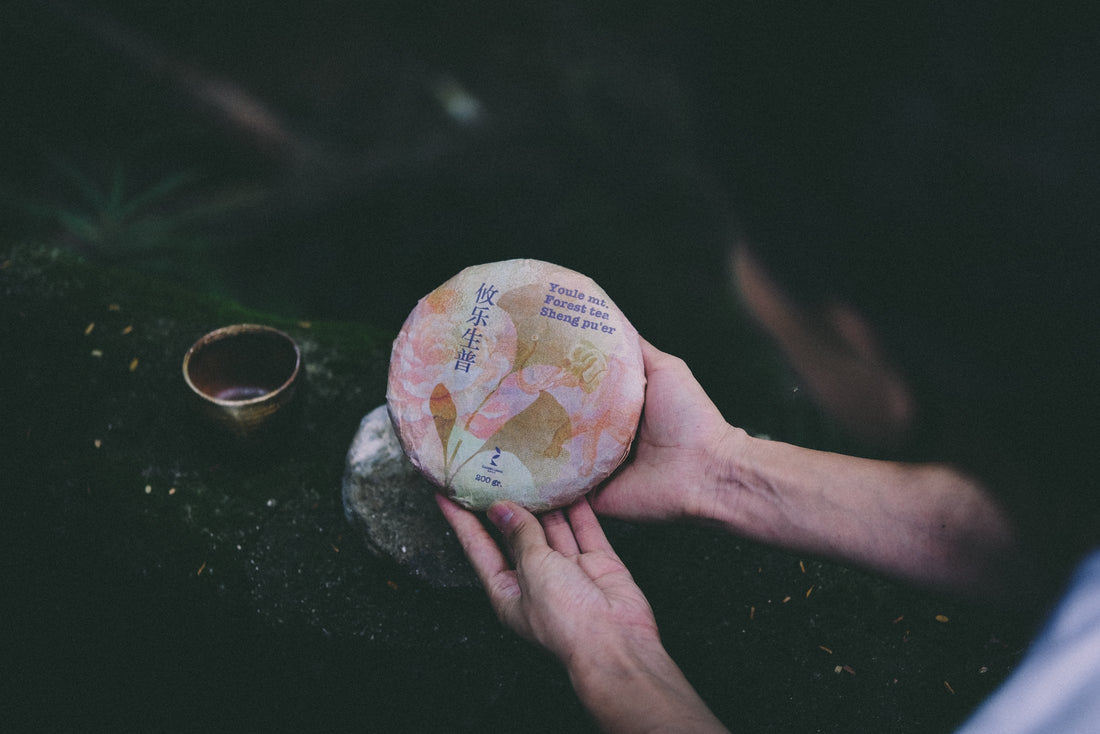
[[488, 501, 514, 529]]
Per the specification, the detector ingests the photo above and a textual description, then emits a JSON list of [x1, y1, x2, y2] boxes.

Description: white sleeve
[[956, 551, 1100, 733]]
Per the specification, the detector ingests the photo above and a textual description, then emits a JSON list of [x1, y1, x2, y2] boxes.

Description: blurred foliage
[[15, 159, 198, 250], [2, 154, 273, 298], [0, 0, 859, 453]]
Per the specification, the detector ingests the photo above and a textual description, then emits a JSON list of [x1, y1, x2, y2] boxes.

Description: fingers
[[436, 494, 535, 638], [566, 497, 614, 554], [490, 500, 607, 558], [638, 335, 673, 374], [435, 493, 517, 595], [488, 500, 550, 563], [638, 335, 662, 363], [541, 508, 581, 556]]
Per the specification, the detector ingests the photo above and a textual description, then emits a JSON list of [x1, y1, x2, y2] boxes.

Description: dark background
[[2, 0, 855, 441], [2, 2, 1042, 732]]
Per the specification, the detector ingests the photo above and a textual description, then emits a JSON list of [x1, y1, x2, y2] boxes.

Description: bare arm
[[702, 433, 1028, 600], [592, 340, 1033, 602]]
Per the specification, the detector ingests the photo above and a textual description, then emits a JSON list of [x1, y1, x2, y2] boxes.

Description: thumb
[[484, 501, 547, 642], [488, 501, 547, 563]]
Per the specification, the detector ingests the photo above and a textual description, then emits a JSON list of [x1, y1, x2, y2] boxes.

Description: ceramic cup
[[182, 324, 303, 439]]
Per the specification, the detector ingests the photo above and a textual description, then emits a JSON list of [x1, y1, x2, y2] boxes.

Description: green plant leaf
[[119, 170, 198, 218], [57, 210, 102, 242]]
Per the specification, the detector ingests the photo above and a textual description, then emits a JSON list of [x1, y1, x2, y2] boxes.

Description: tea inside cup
[[182, 324, 302, 439]]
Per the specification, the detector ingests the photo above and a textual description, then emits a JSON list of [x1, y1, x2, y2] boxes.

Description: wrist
[[567, 633, 727, 733], [692, 430, 812, 549], [685, 423, 755, 525]]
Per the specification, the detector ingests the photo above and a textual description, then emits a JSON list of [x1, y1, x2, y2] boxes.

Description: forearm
[[569, 637, 729, 734], [697, 430, 1032, 601]]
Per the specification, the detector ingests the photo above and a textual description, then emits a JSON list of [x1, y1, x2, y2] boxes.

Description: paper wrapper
[[387, 259, 645, 512]]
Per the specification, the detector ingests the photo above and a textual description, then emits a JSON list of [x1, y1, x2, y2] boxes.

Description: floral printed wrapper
[[387, 259, 645, 512]]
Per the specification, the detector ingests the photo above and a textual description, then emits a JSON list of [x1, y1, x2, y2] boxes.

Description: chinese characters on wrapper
[[454, 282, 499, 373]]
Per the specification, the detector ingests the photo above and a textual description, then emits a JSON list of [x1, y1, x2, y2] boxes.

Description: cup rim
[[182, 323, 302, 406]]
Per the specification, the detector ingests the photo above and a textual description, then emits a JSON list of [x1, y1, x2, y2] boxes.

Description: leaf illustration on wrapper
[[488, 390, 572, 485], [497, 284, 571, 370], [429, 382, 457, 453]]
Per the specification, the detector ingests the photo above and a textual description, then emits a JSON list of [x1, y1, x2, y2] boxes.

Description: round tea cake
[[386, 259, 645, 512]]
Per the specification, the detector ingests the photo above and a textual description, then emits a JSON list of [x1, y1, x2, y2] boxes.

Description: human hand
[[436, 494, 661, 664], [589, 338, 744, 524], [436, 494, 729, 732]]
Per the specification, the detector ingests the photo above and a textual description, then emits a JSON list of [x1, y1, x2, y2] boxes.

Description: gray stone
[[342, 405, 480, 588]]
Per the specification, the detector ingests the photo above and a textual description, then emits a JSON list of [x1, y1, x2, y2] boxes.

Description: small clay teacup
[[182, 324, 303, 439]]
